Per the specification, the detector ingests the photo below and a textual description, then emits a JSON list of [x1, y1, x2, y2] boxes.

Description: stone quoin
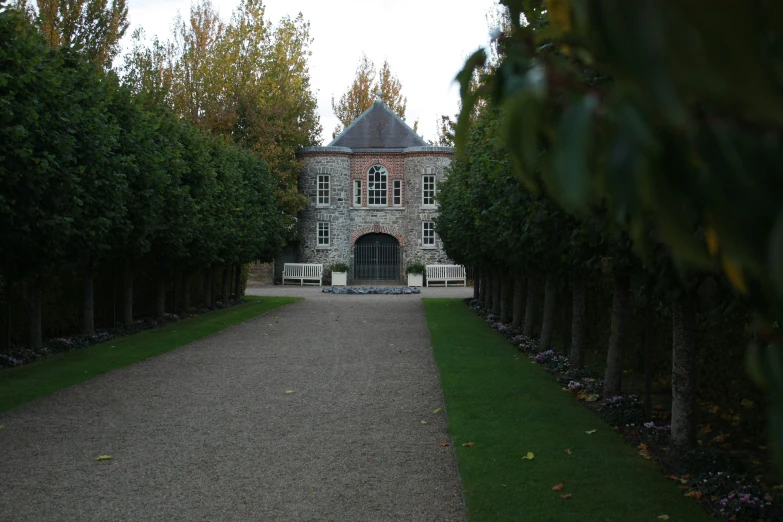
[[296, 91, 455, 282]]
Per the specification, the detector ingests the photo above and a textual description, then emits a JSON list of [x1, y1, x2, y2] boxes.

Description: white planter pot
[[407, 273, 423, 287], [332, 272, 347, 286]]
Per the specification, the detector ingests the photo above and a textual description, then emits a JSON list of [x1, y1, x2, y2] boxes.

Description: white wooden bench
[[425, 265, 467, 287], [282, 263, 323, 286]]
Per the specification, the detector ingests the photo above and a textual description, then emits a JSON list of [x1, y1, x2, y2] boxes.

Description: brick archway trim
[[351, 224, 405, 247]]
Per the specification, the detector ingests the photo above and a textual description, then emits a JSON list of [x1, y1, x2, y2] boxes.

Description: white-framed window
[[422, 175, 436, 207], [368, 165, 387, 206], [353, 179, 362, 207], [422, 221, 435, 248], [393, 179, 402, 206], [317, 222, 330, 247], [317, 175, 330, 207]]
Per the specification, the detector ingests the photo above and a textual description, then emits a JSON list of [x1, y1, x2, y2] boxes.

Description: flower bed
[[0, 300, 244, 369]]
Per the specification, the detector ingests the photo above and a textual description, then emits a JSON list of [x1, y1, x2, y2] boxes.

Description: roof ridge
[[328, 97, 427, 149]]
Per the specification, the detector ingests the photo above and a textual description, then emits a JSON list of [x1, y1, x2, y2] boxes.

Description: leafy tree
[[331, 54, 407, 137], [455, 0, 782, 461], [19, 0, 128, 68]]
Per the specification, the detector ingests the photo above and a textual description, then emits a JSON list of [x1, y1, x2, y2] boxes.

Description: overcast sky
[[123, 0, 500, 145]]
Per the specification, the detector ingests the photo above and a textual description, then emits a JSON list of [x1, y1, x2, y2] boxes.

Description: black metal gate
[[353, 234, 400, 281]]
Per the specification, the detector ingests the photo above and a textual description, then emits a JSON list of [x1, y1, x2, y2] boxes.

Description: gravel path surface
[[0, 286, 469, 521]]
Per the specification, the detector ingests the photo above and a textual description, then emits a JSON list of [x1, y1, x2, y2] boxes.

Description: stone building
[[295, 93, 454, 283]]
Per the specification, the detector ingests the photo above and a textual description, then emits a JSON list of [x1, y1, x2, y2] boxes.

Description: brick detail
[[351, 225, 405, 247], [351, 154, 405, 207]]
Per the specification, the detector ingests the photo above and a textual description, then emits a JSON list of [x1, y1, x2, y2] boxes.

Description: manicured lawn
[[424, 298, 710, 522], [0, 296, 300, 413]]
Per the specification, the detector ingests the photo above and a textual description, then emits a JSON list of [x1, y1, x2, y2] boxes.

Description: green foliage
[[0, 5, 289, 344], [405, 262, 425, 275], [453, 0, 783, 468], [330, 262, 349, 273]]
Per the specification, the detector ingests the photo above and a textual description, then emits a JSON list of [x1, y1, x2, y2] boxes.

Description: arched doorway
[[353, 233, 401, 281]]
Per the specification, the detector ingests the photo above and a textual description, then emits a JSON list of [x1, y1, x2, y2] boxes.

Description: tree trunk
[[222, 264, 231, 305], [123, 258, 133, 326], [603, 274, 631, 398], [561, 283, 573, 356], [570, 278, 586, 368], [523, 275, 539, 337], [644, 294, 654, 420], [28, 271, 42, 351], [156, 263, 165, 319], [512, 272, 526, 329], [478, 269, 487, 306], [234, 264, 242, 299], [3, 275, 10, 352], [472, 269, 480, 299], [484, 270, 493, 309], [182, 270, 192, 311], [492, 271, 502, 316], [203, 270, 213, 310], [500, 271, 512, 323], [671, 296, 698, 458], [83, 261, 95, 336], [539, 274, 557, 350]]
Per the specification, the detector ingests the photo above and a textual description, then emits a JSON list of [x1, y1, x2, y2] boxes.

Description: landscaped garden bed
[[0, 296, 300, 413], [461, 297, 781, 521]]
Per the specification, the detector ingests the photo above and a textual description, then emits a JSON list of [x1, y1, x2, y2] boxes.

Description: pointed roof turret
[[329, 93, 426, 150]]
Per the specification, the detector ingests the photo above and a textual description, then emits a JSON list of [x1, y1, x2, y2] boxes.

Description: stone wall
[[297, 147, 456, 279]]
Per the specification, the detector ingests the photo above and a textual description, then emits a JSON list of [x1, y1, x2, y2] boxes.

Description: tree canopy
[[331, 54, 408, 138]]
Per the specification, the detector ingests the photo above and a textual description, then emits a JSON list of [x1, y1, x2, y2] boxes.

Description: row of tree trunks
[[539, 274, 557, 351], [478, 270, 488, 306], [671, 296, 698, 457], [27, 271, 42, 351], [234, 264, 242, 299], [523, 275, 539, 337], [83, 261, 95, 336], [492, 271, 501, 316], [500, 271, 512, 323], [603, 274, 630, 397], [570, 278, 587, 368], [560, 285, 572, 356], [512, 272, 525, 328]]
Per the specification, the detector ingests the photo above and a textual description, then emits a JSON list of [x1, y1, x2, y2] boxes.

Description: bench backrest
[[426, 264, 465, 279], [283, 263, 323, 278]]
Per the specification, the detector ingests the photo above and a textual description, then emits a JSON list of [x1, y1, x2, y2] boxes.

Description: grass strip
[[0, 296, 300, 413], [424, 298, 709, 522]]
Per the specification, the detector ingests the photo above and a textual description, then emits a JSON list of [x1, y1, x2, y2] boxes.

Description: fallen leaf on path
[[421, 421, 428, 424], [285, 390, 295, 394], [462, 442, 476, 447], [685, 491, 703, 500], [585, 429, 597, 435], [95, 455, 112, 461], [657, 516, 670, 520], [360, 392, 365, 395], [565, 449, 573, 455], [560, 494, 572, 500], [440, 442, 450, 447], [0, 425, 4, 430], [552, 484, 564, 491], [521, 452, 534, 460], [433, 408, 443, 414]]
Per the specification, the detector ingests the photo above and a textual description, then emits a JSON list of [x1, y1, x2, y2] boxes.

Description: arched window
[[367, 165, 388, 206]]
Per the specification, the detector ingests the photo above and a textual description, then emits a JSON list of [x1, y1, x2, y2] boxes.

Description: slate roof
[[328, 95, 427, 149]]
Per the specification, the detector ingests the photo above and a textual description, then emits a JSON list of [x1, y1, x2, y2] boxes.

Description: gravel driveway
[[0, 286, 469, 521]]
